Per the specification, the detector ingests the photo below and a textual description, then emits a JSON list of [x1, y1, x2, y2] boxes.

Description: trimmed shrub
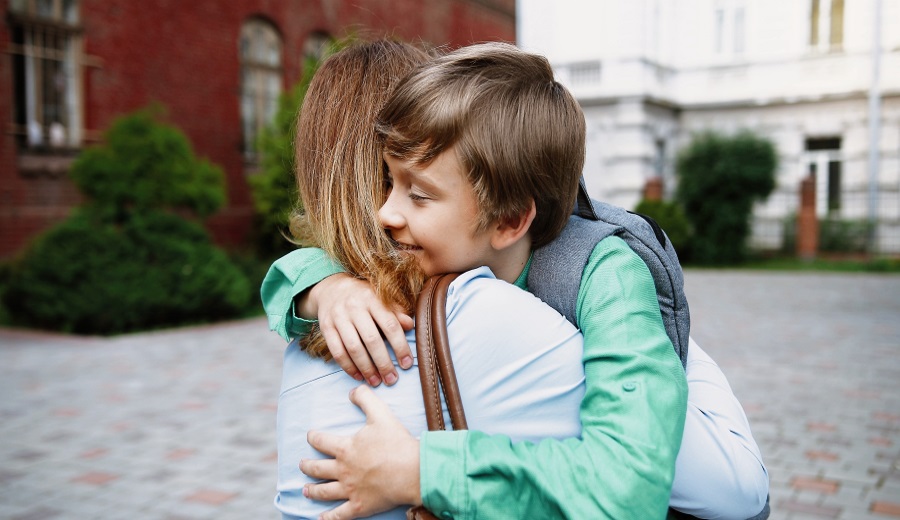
[[819, 217, 872, 253], [4, 108, 252, 334], [676, 131, 777, 264], [5, 211, 249, 334], [71, 107, 225, 220], [633, 199, 693, 257]]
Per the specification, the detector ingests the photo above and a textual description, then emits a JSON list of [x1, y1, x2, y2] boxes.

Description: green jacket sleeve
[[259, 247, 345, 342], [420, 237, 688, 519]]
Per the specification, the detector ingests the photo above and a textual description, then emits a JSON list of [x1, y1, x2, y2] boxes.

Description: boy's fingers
[[395, 312, 414, 331], [333, 321, 381, 387], [351, 314, 398, 385], [319, 323, 363, 382], [303, 481, 347, 502], [375, 309, 413, 370], [349, 386, 393, 424], [306, 430, 347, 459], [370, 308, 413, 373], [299, 456, 339, 480], [320, 503, 356, 520]]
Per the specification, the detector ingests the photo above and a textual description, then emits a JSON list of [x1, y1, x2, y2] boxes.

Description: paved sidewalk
[[1, 319, 286, 520], [685, 271, 900, 520], [1, 271, 899, 519]]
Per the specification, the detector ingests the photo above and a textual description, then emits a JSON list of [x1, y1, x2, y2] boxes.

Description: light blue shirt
[[275, 267, 586, 519], [672, 338, 769, 518]]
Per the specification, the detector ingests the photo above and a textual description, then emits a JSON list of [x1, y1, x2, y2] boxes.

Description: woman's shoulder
[[446, 266, 577, 333]]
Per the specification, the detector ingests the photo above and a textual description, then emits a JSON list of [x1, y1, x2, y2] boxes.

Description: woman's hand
[[301, 274, 415, 386], [301, 386, 422, 520]]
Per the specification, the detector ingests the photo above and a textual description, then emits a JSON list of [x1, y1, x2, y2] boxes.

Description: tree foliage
[[71, 106, 225, 221], [676, 131, 777, 264], [4, 108, 252, 334], [633, 199, 693, 257]]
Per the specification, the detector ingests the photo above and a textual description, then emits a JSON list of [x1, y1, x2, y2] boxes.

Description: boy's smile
[[379, 149, 496, 277]]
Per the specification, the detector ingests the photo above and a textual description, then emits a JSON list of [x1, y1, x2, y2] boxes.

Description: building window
[[8, 0, 84, 151], [810, 0, 844, 52], [303, 31, 332, 63], [570, 61, 602, 86], [713, 1, 746, 58], [805, 137, 842, 216], [239, 19, 282, 161]]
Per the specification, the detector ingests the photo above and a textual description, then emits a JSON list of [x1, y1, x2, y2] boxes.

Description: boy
[[266, 43, 766, 519]]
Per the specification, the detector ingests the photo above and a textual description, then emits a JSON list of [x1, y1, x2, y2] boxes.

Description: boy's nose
[[378, 192, 405, 230]]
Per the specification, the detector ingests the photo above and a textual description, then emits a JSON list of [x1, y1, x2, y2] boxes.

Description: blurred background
[[519, 0, 900, 259], [1, 1, 899, 519], [2, 2, 897, 330]]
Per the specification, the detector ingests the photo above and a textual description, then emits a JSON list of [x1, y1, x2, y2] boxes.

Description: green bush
[[4, 108, 253, 334], [819, 217, 872, 253], [5, 212, 250, 334], [782, 215, 874, 255], [676, 131, 777, 264], [633, 199, 693, 257], [71, 106, 225, 220]]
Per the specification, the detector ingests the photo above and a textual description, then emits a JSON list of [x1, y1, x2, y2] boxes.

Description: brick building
[[1, 0, 515, 258]]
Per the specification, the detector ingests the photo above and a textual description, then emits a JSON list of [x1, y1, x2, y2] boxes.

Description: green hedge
[[5, 211, 250, 335], [4, 108, 253, 334], [633, 199, 693, 258], [676, 131, 777, 264]]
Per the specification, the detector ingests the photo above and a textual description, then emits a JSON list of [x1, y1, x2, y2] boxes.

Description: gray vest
[[528, 180, 690, 367]]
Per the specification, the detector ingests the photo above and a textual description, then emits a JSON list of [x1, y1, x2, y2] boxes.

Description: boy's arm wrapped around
[[419, 237, 687, 519]]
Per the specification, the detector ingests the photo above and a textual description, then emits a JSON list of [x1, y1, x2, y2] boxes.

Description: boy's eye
[[409, 192, 429, 203]]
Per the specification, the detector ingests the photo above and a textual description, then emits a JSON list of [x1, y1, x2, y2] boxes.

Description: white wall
[[517, 0, 900, 253]]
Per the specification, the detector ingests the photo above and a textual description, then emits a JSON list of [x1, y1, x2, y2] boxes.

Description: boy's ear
[[490, 199, 537, 250]]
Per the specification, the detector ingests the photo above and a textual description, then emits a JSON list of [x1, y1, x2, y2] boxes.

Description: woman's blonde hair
[[290, 39, 430, 359]]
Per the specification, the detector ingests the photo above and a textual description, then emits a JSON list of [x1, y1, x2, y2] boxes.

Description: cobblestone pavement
[[1, 271, 899, 519]]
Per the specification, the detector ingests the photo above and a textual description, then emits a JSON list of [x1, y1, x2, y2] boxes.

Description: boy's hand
[[305, 274, 414, 386], [301, 386, 422, 520]]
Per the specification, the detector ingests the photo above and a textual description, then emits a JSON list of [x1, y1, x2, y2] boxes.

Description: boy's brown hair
[[376, 42, 586, 248], [291, 39, 430, 359]]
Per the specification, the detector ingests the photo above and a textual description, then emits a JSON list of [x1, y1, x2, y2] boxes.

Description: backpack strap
[[529, 216, 617, 327], [531, 178, 690, 367], [590, 199, 690, 366]]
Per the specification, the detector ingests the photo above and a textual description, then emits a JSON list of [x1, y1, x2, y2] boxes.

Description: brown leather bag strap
[[409, 274, 467, 520], [415, 273, 467, 431]]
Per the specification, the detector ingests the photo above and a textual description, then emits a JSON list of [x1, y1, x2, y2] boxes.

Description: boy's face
[[379, 149, 495, 276]]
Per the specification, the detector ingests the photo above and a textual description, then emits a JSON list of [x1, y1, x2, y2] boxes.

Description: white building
[[519, 0, 900, 253]]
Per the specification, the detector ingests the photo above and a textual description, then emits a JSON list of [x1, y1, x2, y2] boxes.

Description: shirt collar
[[512, 252, 533, 290]]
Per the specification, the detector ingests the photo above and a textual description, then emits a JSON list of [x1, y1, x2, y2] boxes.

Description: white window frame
[[810, 0, 844, 52], [239, 19, 283, 162], [713, 0, 746, 59], [8, 0, 85, 151]]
